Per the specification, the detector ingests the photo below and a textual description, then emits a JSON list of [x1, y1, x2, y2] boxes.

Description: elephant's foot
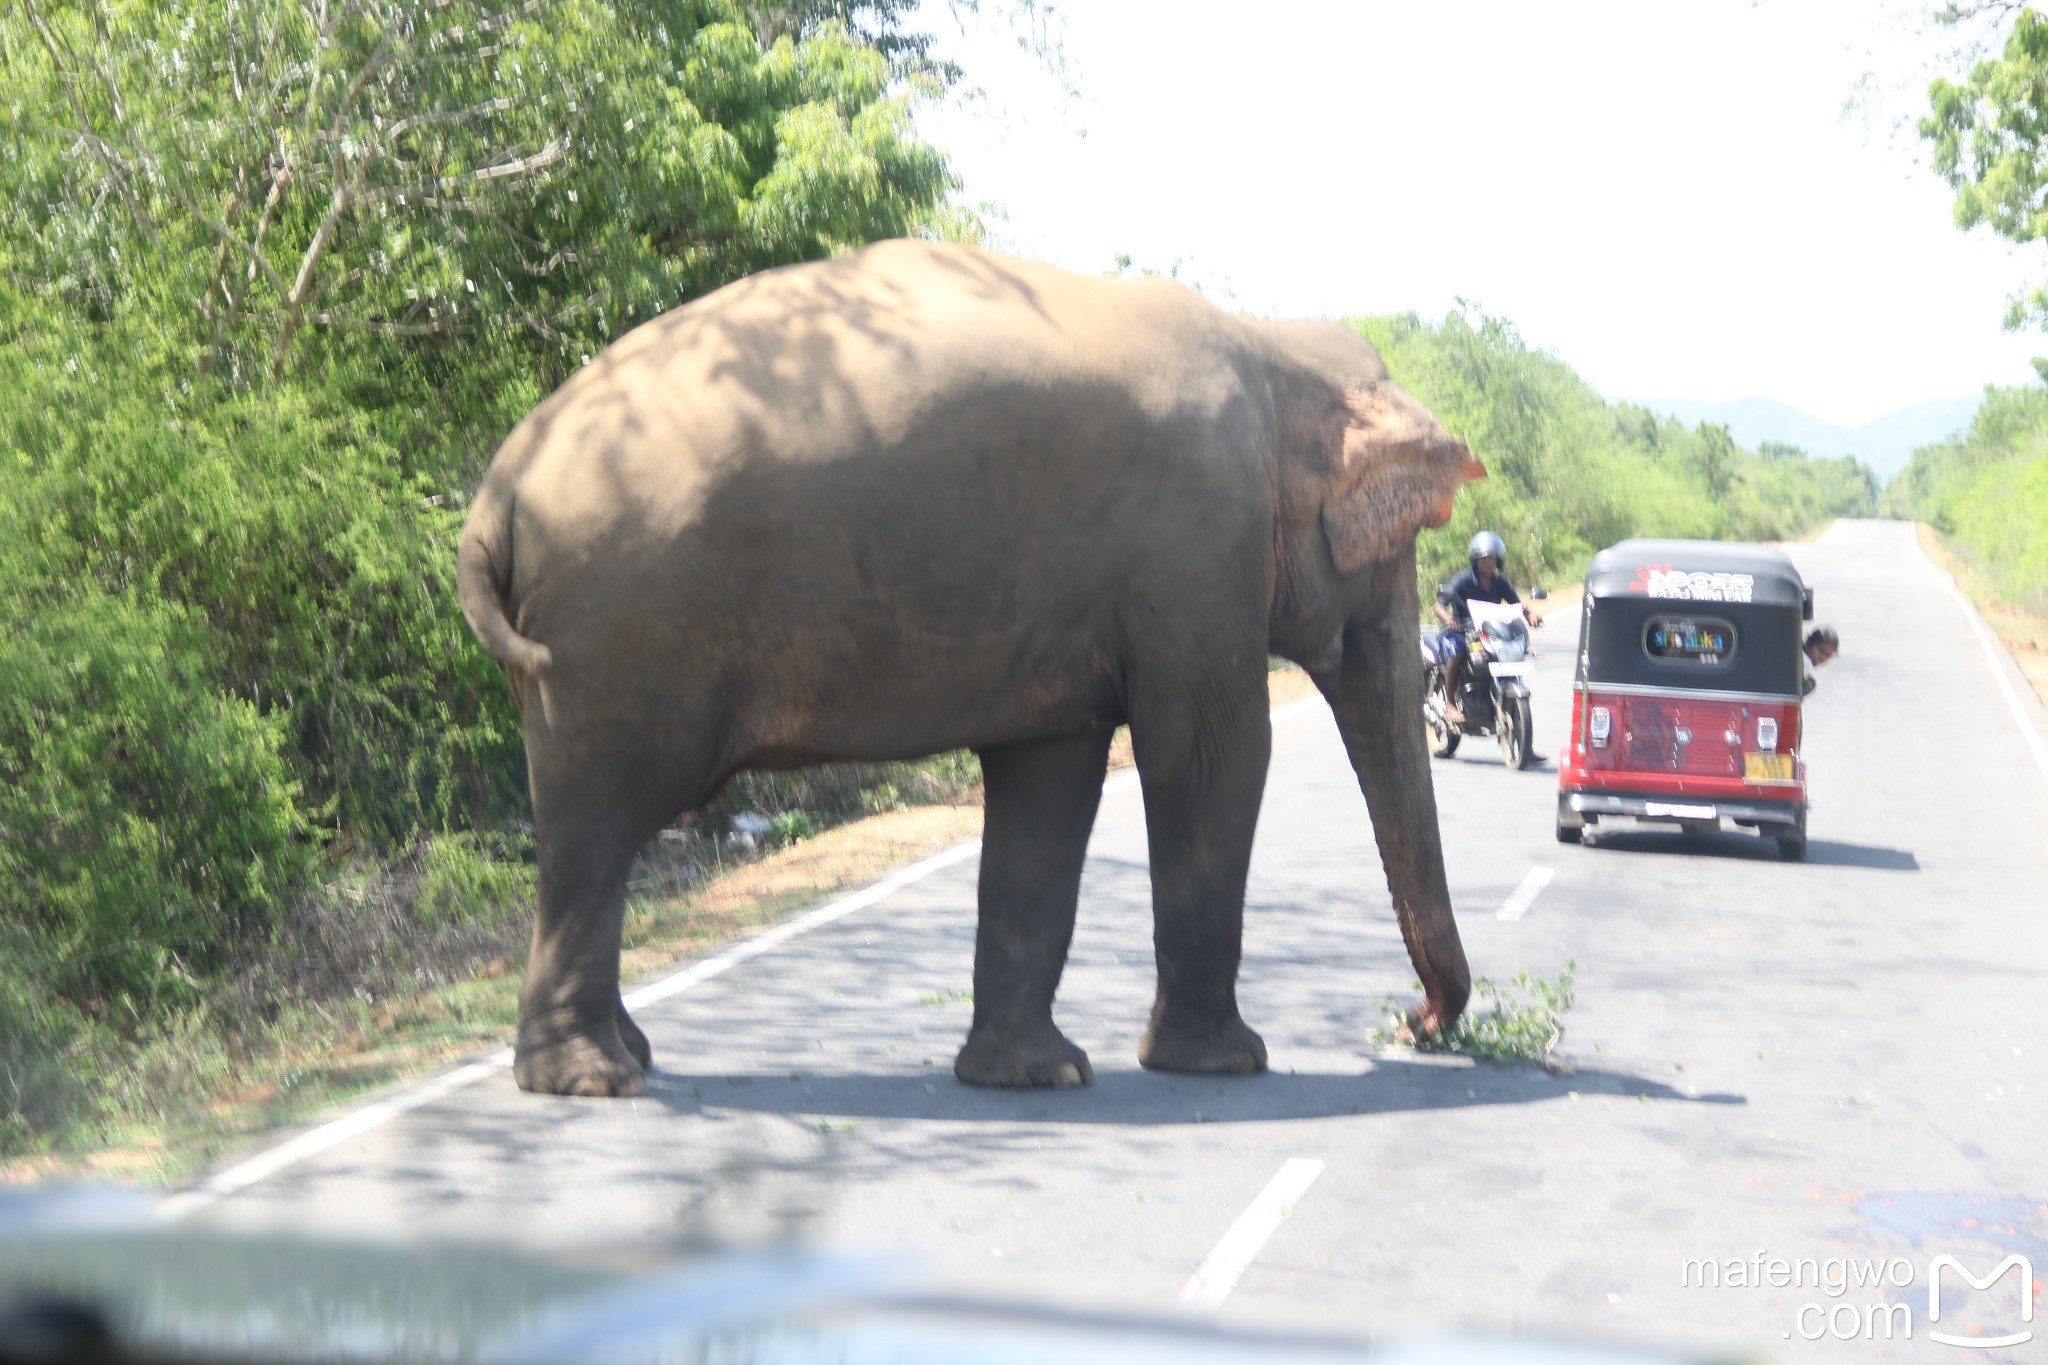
[[954, 1020, 1093, 1088], [1138, 1009, 1268, 1075], [616, 1003, 653, 1072], [514, 1031, 646, 1098]]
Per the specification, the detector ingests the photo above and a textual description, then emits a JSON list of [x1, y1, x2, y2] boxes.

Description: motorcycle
[[1420, 598, 1538, 770]]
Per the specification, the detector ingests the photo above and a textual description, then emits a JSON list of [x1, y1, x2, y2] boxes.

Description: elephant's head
[[1254, 319, 1484, 1040]]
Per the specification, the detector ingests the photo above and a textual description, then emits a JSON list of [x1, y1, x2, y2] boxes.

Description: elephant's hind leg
[[516, 747, 695, 1098], [954, 728, 1113, 1088]]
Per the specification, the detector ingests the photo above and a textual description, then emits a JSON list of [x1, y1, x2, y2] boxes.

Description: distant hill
[[1615, 394, 1982, 480]]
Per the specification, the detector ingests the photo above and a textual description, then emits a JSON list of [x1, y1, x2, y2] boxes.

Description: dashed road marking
[[1496, 866, 1555, 922], [1179, 1158, 1326, 1308]]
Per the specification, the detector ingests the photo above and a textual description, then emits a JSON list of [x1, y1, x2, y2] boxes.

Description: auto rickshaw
[[1555, 539, 1814, 859]]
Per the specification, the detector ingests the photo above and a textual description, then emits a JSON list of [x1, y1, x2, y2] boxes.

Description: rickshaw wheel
[[1555, 801, 1582, 843], [1774, 810, 1808, 860]]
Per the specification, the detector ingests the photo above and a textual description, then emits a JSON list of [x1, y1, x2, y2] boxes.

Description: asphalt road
[[173, 520, 2048, 1361]]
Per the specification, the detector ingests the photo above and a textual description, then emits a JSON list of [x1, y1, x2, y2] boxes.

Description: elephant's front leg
[[955, 728, 1113, 1088], [1131, 677, 1273, 1075]]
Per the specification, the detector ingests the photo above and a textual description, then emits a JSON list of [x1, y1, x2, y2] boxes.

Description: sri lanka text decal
[[1628, 564, 1755, 602]]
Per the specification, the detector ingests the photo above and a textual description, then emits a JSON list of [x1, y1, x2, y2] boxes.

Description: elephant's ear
[[1320, 382, 1486, 575]]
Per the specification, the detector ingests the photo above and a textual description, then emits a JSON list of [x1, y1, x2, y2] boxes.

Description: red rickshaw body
[[1555, 540, 1813, 856]]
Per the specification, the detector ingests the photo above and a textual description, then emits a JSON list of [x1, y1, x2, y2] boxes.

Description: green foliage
[[1922, 7, 2048, 328], [413, 831, 537, 930], [1888, 383, 2048, 613], [1372, 961, 1577, 1069], [0, 299, 529, 847], [767, 809, 816, 847], [1349, 308, 1880, 600], [0, 590, 306, 1004], [3, 0, 957, 386], [860, 781, 905, 814]]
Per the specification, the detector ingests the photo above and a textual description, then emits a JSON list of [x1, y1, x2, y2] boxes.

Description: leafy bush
[[0, 589, 306, 1017], [413, 832, 538, 931], [1889, 384, 2048, 613], [768, 810, 816, 848]]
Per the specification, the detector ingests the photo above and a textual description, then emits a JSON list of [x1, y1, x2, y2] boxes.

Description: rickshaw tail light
[[1589, 705, 1611, 746], [1756, 717, 1778, 752]]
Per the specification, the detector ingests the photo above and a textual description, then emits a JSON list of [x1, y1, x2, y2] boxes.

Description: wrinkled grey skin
[[458, 240, 1482, 1098]]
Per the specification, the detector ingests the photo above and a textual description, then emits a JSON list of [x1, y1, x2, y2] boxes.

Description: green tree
[[1922, 4, 2048, 327], [1352, 308, 1878, 598], [1910, 3, 2048, 615], [4, 0, 955, 385]]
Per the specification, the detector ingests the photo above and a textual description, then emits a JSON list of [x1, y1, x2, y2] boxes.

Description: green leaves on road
[[1373, 960, 1578, 1070]]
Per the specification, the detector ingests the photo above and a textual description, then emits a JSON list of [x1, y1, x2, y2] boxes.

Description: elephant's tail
[[457, 477, 554, 678]]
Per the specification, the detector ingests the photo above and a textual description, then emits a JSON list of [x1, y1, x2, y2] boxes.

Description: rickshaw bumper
[[1563, 790, 1803, 828]]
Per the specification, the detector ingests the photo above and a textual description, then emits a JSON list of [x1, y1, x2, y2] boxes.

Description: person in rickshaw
[[1801, 625, 1839, 695], [1430, 529, 1539, 723]]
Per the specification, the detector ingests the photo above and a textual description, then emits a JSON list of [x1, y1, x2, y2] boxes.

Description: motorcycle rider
[[1431, 530, 1539, 724]]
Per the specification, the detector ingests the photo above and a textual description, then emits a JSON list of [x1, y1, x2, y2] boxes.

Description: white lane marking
[[158, 839, 985, 1221], [1180, 1158, 1325, 1308], [1917, 533, 2048, 791], [157, 1052, 513, 1220], [159, 683, 1336, 1219], [1496, 866, 1555, 922]]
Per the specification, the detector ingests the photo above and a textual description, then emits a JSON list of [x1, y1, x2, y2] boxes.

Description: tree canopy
[[3, 0, 959, 385], [1922, 3, 2048, 327]]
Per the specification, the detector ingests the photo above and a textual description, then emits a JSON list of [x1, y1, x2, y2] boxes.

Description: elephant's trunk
[[1315, 602, 1472, 1038]]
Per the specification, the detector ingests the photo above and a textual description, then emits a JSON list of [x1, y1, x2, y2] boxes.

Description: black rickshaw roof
[[1582, 539, 1806, 609]]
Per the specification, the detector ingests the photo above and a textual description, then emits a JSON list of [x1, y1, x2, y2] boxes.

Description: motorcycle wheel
[[1425, 681, 1461, 758], [1498, 695, 1533, 770]]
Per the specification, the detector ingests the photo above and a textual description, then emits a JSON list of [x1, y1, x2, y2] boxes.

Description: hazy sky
[[909, 0, 2047, 427]]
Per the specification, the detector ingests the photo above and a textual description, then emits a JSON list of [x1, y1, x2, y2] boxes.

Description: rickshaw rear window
[[1644, 615, 1736, 665]]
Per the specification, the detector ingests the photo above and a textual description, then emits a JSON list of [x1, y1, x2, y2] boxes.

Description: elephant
[[457, 239, 1483, 1098]]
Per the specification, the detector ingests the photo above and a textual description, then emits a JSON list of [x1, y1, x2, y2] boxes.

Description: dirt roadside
[[1916, 522, 2048, 707]]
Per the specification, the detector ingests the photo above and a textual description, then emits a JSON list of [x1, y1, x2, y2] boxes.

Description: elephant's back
[[481, 242, 1280, 755], [495, 242, 1261, 552]]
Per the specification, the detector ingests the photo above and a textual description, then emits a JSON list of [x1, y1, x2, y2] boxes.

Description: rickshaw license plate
[[1744, 752, 1793, 781]]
